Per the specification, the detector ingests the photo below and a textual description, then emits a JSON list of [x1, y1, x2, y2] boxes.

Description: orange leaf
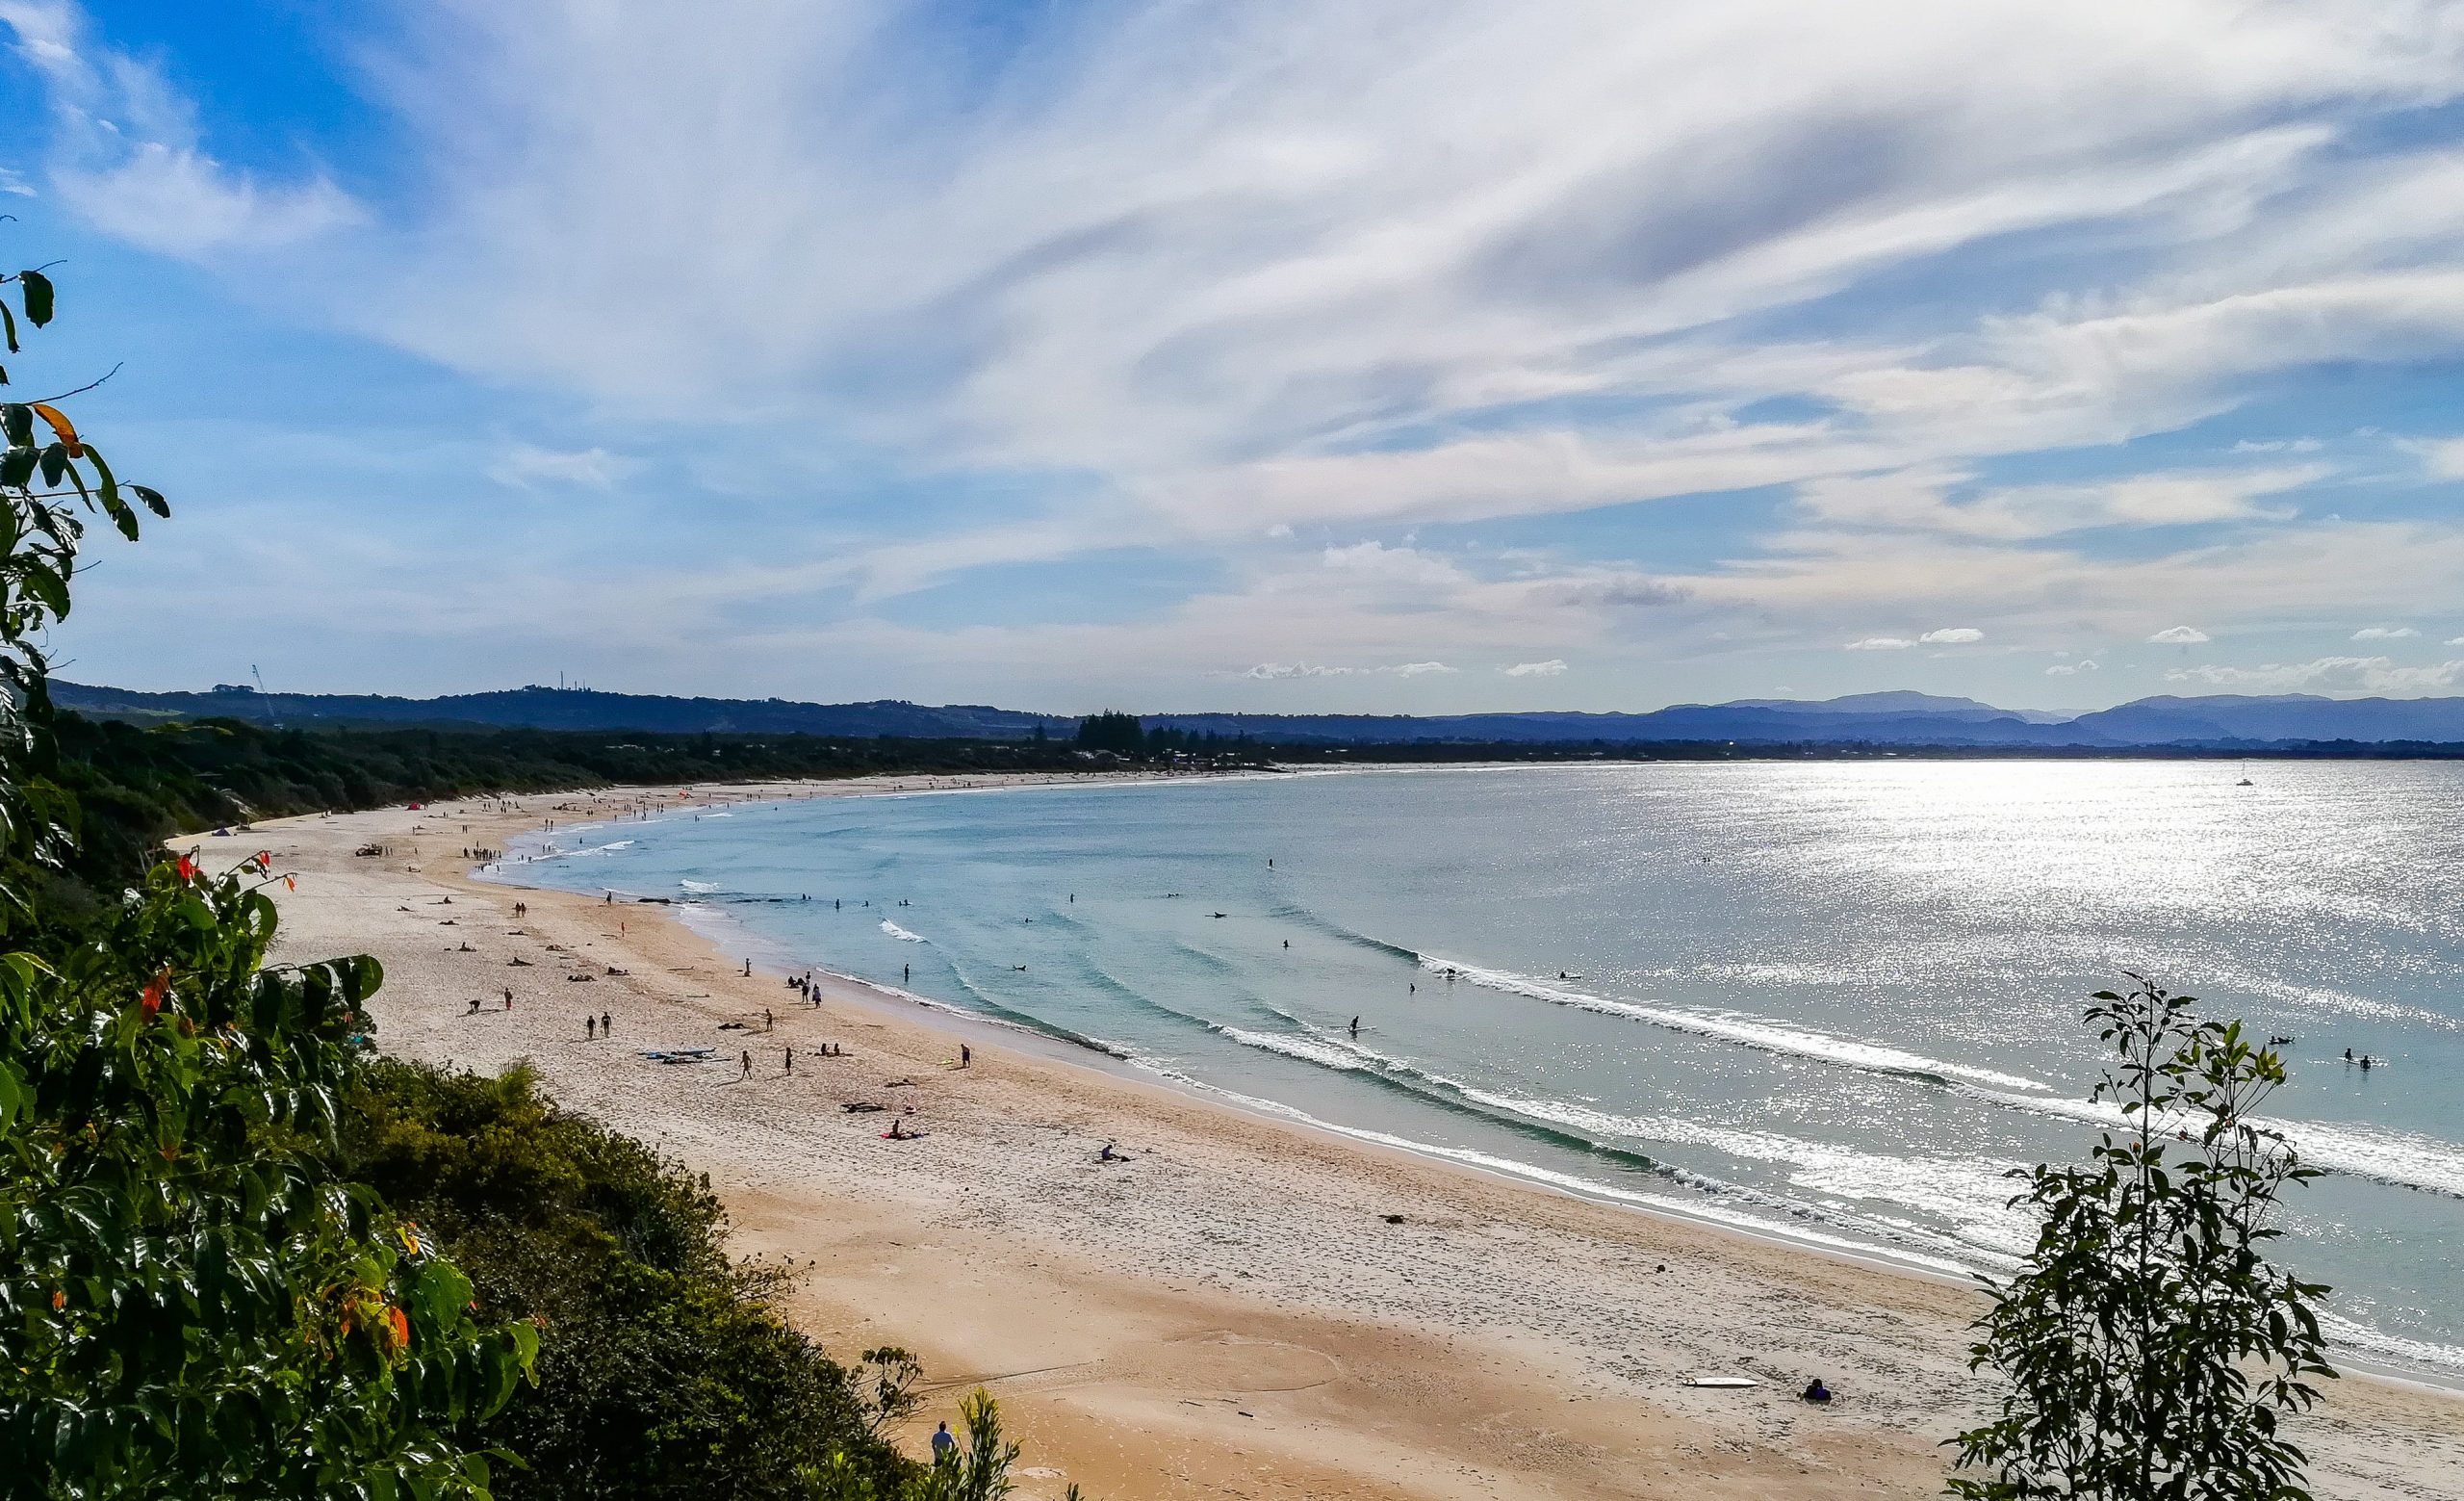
[[29, 402, 79, 456], [49, 1289, 64, 1312], [140, 970, 167, 1017], [175, 855, 196, 882]]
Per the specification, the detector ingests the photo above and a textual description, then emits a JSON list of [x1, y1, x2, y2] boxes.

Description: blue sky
[[8, 1, 2464, 713]]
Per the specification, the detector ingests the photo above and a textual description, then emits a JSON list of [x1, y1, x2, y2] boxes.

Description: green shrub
[[340, 1062, 913, 1501]]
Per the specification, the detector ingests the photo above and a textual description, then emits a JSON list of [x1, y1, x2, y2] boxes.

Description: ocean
[[486, 762, 2464, 1377]]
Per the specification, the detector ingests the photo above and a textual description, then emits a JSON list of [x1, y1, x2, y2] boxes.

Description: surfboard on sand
[[1681, 1377, 1759, 1388]]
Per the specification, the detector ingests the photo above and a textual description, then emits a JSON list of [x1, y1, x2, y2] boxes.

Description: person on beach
[[960, 1044, 971, 1069], [467, 996, 479, 1015], [1098, 1142, 1119, 1162], [931, 1422, 954, 1460], [601, 1011, 612, 1038], [764, 1008, 775, 1031], [784, 1048, 794, 1075], [887, 1116, 911, 1140], [740, 1049, 753, 1079], [586, 1015, 596, 1040], [1802, 1379, 1832, 1404], [903, 963, 911, 985]]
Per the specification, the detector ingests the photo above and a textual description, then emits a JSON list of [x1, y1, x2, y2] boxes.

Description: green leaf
[[1, 403, 28, 447], [0, 298, 15, 354], [0, 446, 34, 489], [19, 269, 54, 327], [132, 484, 169, 518]]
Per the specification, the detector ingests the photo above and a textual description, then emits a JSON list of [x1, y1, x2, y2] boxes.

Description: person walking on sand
[[586, 1015, 596, 1040], [601, 1010, 612, 1039], [740, 1049, 753, 1079], [931, 1421, 954, 1460], [960, 1044, 971, 1069], [784, 1047, 794, 1076]]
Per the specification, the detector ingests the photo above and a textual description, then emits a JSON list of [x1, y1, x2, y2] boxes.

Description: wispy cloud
[[0, 1, 359, 253], [489, 444, 640, 490], [1241, 660, 1457, 680], [2166, 657, 2464, 693], [23, 2, 2464, 707], [1501, 660, 1568, 677], [2351, 625, 2418, 640]]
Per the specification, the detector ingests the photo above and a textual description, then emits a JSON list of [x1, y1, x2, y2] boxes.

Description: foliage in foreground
[[0, 258, 534, 1498], [1949, 976, 2336, 1501], [339, 1061, 914, 1501]]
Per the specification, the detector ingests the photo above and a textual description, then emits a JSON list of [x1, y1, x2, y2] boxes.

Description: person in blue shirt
[[931, 1421, 956, 1461]]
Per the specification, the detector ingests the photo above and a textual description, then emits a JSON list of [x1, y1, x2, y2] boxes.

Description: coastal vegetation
[[1951, 977, 2335, 1500]]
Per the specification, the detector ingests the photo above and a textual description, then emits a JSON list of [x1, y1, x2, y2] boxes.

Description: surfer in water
[[1348, 1016, 1360, 1038]]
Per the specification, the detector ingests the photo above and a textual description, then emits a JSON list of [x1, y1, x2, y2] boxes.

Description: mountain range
[[50, 682, 2464, 750]]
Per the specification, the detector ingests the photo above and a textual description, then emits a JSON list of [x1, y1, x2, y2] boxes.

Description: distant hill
[[51, 681, 2464, 751], [53, 683, 1074, 739]]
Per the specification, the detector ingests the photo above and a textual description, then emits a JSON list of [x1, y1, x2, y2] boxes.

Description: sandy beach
[[233, 775, 2464, 1500]]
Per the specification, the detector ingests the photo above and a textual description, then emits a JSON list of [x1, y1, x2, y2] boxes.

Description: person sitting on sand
[[1098, 1142, 1119, 1162], [1802, 1379, 1832, 1404], [887, 1116, 910, 1140]]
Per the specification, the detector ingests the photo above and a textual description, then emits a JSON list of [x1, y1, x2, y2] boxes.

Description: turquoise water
[[489, 763, 2464, 1375]]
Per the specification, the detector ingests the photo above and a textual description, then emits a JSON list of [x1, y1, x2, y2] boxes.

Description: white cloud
[[489, 444, 639, 490], [1501, 659, 1568, 677], [2165, 656, 2464, 693], [1919, 626, 1983, 644], [2231, 438, 2321, 453], [2046, 659, 2100, 676], [1845, 636, 1914, 651], [2350, 625, 2418, 640], [1797, 464, 2322, 542], [2147, 625, 2211, 644], [1240, 660, 1458, 680], [2398, 436, 2464, 479], [0, 1, 359, 254]]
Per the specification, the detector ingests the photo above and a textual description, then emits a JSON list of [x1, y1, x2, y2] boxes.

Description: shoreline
[[243, 774, 2464, 1499]]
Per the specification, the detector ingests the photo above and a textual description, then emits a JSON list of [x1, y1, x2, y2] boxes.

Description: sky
[[6, 1, 2464, 714]]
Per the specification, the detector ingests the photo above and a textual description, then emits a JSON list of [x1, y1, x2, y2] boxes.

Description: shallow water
[[493, 762, 2464, 1375]]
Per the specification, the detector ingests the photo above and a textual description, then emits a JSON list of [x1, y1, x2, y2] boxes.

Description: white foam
[[1422, 954, 2046, 1092], [679, 878, 721, 893], [2318, 1310, 2464, 1374], [1966, 1086, 2464, 1201], [880, 920, 929, 944]]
